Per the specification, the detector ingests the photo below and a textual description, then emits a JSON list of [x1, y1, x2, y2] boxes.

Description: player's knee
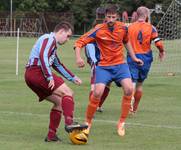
[[124, 86, 133, 96], [136, 86, 143, 92], [53, 104, 62, 111], [63, 88, 74, 97], [93, 91, 102, 99], [52, 98, 62, 110]]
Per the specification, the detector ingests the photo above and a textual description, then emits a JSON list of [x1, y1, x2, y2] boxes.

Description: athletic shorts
[[95, 63, 131, 87], [127, 51, 153, 82], [24, 66, 64, 101]]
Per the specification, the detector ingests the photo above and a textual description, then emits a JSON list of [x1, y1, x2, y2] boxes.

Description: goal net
[[150, 0, 181, 76]]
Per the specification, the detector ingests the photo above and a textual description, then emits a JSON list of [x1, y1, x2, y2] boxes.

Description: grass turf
[[0, 37, 181, 150]]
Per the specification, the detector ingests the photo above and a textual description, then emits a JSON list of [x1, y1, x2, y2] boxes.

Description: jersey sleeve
[[74, 28, 100, 48], [151, 26, 164, 52], [39, 38, 54, 81], [85, 43, 97, 64], [151, 26, 159, 40], [52, 53, 75, 82]]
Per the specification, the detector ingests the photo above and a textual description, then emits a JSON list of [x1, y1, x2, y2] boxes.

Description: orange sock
[[85, 94, 100, 124], [89, 91, 93, 101], [133, 91, 142, 112], [119, 95, 132, 123]]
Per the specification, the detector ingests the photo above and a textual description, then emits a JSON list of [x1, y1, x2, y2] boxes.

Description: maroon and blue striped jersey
[[26, 32, 75, 81]]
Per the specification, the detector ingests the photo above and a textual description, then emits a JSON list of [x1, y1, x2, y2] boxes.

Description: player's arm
[[123, 26, 144, 66], [52, 54, 82, 85], [125, 42, 143, 65], [85, 43, 97, 66], [39, 38, 54, 81], [123, 25, 143, 65], [39, 38, 56, 89], [152, 26, 165, 61], [154, 39, 165, 61], [74, 31, 97, 68]]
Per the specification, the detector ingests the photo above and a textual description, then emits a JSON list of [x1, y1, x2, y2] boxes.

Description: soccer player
[[74, 4, 143, 137], [85, 16, 110, 113], [85, 41, 111, 113], [24, 22, 87, 142], [127, 6, 165, 115]]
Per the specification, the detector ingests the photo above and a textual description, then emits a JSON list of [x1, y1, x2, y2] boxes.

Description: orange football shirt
[[75, 21, 128, 66], [128, 21, 158, 54]]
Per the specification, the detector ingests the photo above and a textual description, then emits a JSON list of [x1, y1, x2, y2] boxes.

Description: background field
[[0, 37, 181, 150]]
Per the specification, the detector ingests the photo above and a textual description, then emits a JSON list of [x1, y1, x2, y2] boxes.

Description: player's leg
[[45, 81, 74, 142], [97, 85, 110, 112], [132, 60, 151, 113], [53, 83, 88, 133], [129, 82, 136, 115], [89, 65, 109, 113], [114, 64, 133, 136], [127, 55, 139, 114], [86, 83, 105, 125], [84, 66, 112, 137], [85, 66, 111, 129], [117, 78, 133, 136], [53, 83, 75, 126], [83, 83, 105, 137], [133, 82, 143, 112], [45, 94, 63, 142], [89, 65, 96, 100], [121, 78, 134, 121]]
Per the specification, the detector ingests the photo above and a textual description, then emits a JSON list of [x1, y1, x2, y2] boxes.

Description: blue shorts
[[127, 51, 153, 82], [95, 63, 131, 87]]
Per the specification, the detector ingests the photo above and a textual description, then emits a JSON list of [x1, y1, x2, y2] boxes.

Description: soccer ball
[[69, 129, 88, 145]]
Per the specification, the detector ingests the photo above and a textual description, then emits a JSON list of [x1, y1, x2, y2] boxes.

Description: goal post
[[150, 0, 181, 76], [16, 28, 19, 76]]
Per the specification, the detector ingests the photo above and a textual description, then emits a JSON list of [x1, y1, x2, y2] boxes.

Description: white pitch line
[[76, 117, 181, 130], [1, 111, 181, 130]]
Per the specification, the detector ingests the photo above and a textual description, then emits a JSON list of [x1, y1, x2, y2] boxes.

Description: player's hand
[[159, 51, 165, 61], [73, 76, 82, 85], [76, 57, 85, 68], [48, 79, 55, 90], [134, 58, 144, 66]]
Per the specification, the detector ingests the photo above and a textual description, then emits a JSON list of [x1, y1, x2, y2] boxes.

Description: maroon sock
[[99, 86, 110, 107], [62, 96, 74, 125], [48, 109, 62, 139]]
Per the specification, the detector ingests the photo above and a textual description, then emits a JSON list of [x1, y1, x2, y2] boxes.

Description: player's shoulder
[[144, 22, 153, 27], [39, 32, 53, 40], [39, 33, 49, 39], [116, 21, 127, 26], [86, 23, 105, 35], [95, 23, 104, 29], [151, 25, 157, 32], [36, 34, 49, 44], [128, 21, 142, 28], [130, 21, 153, 30], [94, 23, 106, 31], [144, 22, 157, 32], [115, 21, 128, 30]]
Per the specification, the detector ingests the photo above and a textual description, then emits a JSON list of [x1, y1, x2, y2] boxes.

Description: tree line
[[0, 0, 172, 34]]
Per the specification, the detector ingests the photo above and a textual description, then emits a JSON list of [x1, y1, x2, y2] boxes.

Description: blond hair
[[137, 6, 150, 19]]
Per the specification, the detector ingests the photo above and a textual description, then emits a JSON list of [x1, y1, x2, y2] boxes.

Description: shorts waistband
[[26, 58, 40, 68]]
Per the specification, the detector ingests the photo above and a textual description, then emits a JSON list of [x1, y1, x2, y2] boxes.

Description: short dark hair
[[105, 4, 119, 14], [96, 7, 105, 19], [54, 21, 74, 33]]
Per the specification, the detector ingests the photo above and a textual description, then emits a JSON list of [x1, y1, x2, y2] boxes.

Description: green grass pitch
[[0, 37, 181, 150]]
